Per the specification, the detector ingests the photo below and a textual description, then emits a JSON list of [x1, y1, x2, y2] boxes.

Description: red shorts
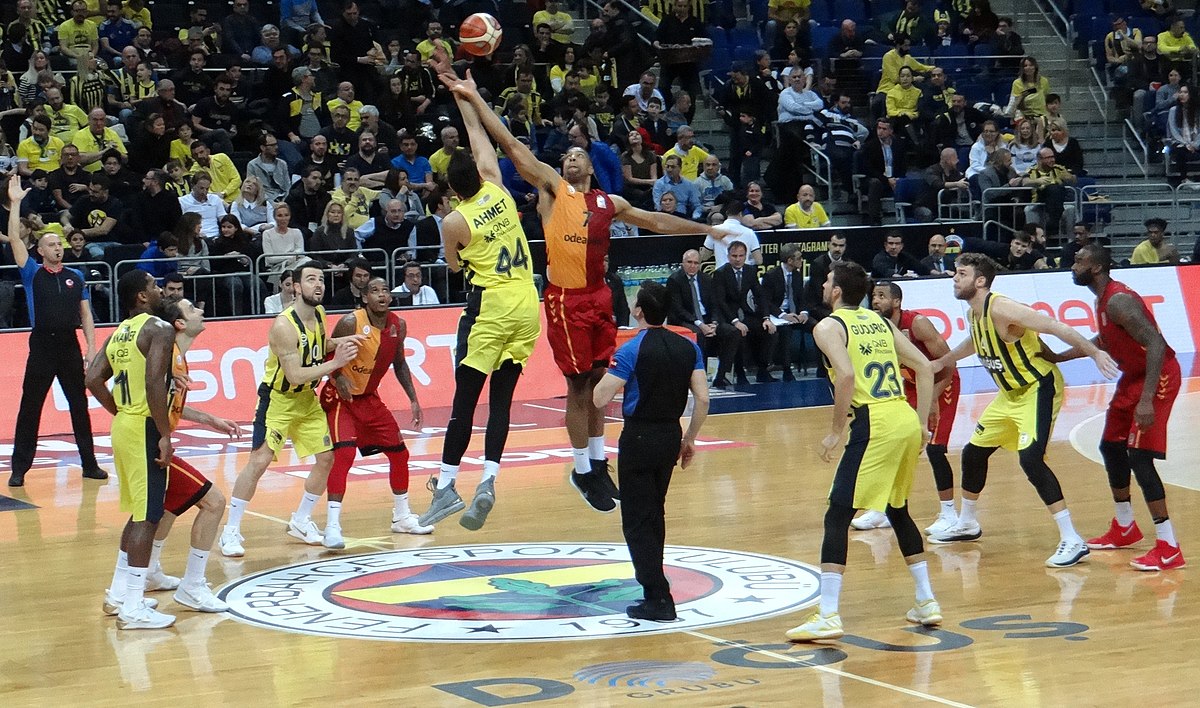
[[319, 384, 404, 454], [1102, 357, 1181, 458], [905, 373, 961, 447], [165, 457, 212, 517], [544, 284, 617, 376]]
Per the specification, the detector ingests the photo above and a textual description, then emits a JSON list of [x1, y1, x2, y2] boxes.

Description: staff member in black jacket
[[665, 249, 738, 387], [594, 281, 709, 622], [760, 243, 814, 379], [713, 240, 777, 384], [4, 175, 107, 487]]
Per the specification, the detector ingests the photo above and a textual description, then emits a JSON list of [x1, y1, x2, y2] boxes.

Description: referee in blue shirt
[[594, 280, 709, 622], [4, 175, 107, 487]]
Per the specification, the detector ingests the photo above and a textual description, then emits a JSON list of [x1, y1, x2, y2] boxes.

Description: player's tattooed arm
[[1106, 292, 1166, 426]]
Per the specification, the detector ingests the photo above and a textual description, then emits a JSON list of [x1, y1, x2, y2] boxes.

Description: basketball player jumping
[[1051, 245, 1184, 571], [929, 254, 1118, 568]]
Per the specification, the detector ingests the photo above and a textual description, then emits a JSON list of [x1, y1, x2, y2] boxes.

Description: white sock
[[327, 501, 342, 528], [1156, 519, 1178, 547], [149, 539, 166, 571], [393, 492, 410, 519], [482, 460, 500, 481], [959, 498, 978, 525], [940, 500, 956, 517], [295, 492, 319, 519], [437, 464, 459, 489], [1115, 501, 1135, 527], [109, 549, 129, 595], [572, 448, 591, 475], [818, 571, 842, 615], [1052, 508, 1078, 541], [183, 548, 209, 587], [227, 497, 249, 530], [909, 560, 934, 603], [587, 436, 606, 461], [124, 566, 147, 612]]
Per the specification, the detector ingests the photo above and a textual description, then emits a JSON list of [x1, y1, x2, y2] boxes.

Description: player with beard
[[1047, 245, 1184, 570], [219, 261, 363, 556], [854, 281, 962, 537], [929, 254, 1117, 568]]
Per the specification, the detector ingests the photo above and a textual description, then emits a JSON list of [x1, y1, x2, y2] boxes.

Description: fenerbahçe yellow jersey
[[261, 305, 327, 394], [970, 292, 1056, 391], [455, 181, 534, 290], [106, 312, 161, 418], [825, 307, 906, 408]]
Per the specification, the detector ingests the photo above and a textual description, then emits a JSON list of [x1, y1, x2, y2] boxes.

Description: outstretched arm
[[5, 175, 30, 268], [609, 193, 710, 236], [993, 296, 1118, 378]]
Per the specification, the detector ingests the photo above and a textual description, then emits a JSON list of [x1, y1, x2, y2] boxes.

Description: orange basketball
[[459, 13, 503, 56]]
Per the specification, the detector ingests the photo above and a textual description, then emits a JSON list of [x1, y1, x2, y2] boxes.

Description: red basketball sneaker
[[1130, 540, 1186, 571], [1086, 519, 1143, 549]]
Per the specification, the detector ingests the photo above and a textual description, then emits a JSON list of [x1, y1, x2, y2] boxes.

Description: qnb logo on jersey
[[216, 544, 820, 643]]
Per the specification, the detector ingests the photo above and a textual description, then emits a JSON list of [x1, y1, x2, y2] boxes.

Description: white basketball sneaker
[[219, 527, 245, 557], [905, 599, 944, 626], [850, 510, 891, 530], [925, 512, 958, 537], [174, 581, 229, 613], [103, 592, 158, 616], [1046, 538, 1090, 568], [391, 513, 434, 535], [322, 525, 345, 550], [287, 515, 323, 545], [116, 600, 176, 630], [145, 565, 180, 591]]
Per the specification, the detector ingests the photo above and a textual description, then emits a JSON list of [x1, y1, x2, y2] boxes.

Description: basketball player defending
[[319, 277, 432, 548], [438, 66, 739, 513], [858, 281, 962, 536], [1053, 245, 1183, 570], [219, 262, 362, 556], [787, 262, 941, 641], [416, 83, 542, 531], [929, 254, 1118, 568], [100, 296, 241, 615]]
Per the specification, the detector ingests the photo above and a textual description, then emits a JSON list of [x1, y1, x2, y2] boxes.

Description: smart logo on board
[[217, 543, 821, 642]]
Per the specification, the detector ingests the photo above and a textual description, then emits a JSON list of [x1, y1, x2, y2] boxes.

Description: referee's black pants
[[12, 330, 99, 474], [618, 421, 682, 603]]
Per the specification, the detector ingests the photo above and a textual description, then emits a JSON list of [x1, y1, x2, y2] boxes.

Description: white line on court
[[523, 402, 623, 421]]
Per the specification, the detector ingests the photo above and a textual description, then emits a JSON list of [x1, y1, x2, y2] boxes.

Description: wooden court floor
[[2, 384, 1199, 707]]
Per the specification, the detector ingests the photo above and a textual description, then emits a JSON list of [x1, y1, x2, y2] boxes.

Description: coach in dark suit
[[803, 232, 847, 321], [919, 232, 957, 274], [666, 249, 738, 387], [712, 240, 777, 384], [760, 243, 814, 380]]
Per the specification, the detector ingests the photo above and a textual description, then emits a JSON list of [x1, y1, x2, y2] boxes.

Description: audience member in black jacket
[[712, 240, 778, 384]]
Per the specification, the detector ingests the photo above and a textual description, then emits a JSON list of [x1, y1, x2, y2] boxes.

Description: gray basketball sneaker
[[418, 479, 465, 527], [460, 478, 496, 531]]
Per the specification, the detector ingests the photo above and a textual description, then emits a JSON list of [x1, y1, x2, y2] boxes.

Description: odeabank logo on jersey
[[217, 543, 820, 642]]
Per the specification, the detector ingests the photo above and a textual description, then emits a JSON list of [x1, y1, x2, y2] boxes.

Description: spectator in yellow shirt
[[329, 167, 379, 230], [326, 82, 365, 132], [1158, 17, 1198, 64], [1130, 217, 1181, 264], [886, 65, 922, 119], [17, 116, 65, 175], [189, 141, 242, 203], [533, 0, 574, 45], [665, 125, 709, 180], [122, 0, 152, 28], [44, 87, 90, 140], [57, 1, 99, 64], [1006, 56, 1053, 119], [428, 125, 462, 179], [783, 184, 831, 228], [71, 108, 127, 172], [415, 20, 455, 63], [876, 35, 934, 94]]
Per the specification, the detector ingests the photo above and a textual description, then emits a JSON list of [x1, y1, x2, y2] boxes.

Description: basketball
[[459, 12, 503, 56]]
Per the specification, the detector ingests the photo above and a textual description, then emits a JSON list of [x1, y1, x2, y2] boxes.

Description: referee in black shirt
[[4, 175, 107, 487], [594, 280, 709, 622]]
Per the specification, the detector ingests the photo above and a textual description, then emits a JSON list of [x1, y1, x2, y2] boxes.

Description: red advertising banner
[[0, 306, 566, 437]]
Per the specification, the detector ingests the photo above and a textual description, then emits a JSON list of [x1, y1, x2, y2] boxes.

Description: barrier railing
[[389, 245, 451, 305], [254, 248, 390, 314], [115, 254, 260, 318]]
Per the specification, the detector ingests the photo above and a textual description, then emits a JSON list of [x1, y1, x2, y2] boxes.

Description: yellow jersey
[[106, 312, 159, 418], [970, 292, 1057, 391], [825, 307, 905, 408], [261, 306, 328, 394], [455, 181, 535, 290]]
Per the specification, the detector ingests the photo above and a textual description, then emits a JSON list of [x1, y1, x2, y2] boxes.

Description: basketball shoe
[[570, 470, 617, 513], [117, 600, 176, 630], [1046, 538, 1090, 568], [906, 599, 943, 626], [287, 514, 323, 545], [460, 478, 495, 531], [322, 525, 345, 550], [1086, 519, 1143, 549], [1130, 540, 1186, 571], [174, 581, 229, 612], [103, 593, 158, 616], [930, 520, 982, 544], [786, 611, 844, 641], [925, 511, 958, 537], [419, 478, 465, 526], [592, 459, 620, 501], [850, 510, 891, 530], [219, 527, 244, 557], [145, 566, 180, 591], [391, 513, 434, 534]]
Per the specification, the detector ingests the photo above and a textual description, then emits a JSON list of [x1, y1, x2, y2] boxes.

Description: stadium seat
[[811, 26, 839, 58], [893, 176, 925, 222]]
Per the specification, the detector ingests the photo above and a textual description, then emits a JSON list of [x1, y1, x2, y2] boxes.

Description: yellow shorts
[[830, 399, 922, 512], [251, 384, 332, 460], [456, 284, 541, 373], [969, 368, 1063, 452], [111, 413, 167, 523]]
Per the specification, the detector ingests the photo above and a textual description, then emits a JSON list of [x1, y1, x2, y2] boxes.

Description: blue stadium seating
[[893, 177, 925, 222], [811, 26, 840, 58]]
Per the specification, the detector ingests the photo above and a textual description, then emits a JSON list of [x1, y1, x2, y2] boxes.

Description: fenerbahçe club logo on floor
[[217, 544, 820, 642]]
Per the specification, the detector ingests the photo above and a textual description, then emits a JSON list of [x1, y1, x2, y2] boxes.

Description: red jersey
[[1097, 279, 1175, 379], [339, 309, 403, 397], [898, 309, 960, 384], [545, 179, 614, 290]]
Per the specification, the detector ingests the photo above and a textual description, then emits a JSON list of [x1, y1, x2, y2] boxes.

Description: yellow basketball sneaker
[[785, 611, 844, 641], [906, 599, 943, 626]]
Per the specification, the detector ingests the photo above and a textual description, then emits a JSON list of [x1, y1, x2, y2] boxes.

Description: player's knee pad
[[820, 503, 856, 566], [1098, 439, 1131, 490], [1017, 446, 1064, 506], [926, 444, 954, 492], [885, 504, 925, 557], [960, 443, 993, 494], [1128, 449, 1166, 503], [326, 444, 357, 496]]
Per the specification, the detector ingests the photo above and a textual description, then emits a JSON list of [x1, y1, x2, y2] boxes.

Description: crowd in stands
[[0, 0, 1196, 330]]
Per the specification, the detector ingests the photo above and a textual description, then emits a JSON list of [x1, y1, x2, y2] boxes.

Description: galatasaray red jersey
[[1097, 279, 1176, 379], [339, 309, 403, 397], [545, 178, 614, 290]]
